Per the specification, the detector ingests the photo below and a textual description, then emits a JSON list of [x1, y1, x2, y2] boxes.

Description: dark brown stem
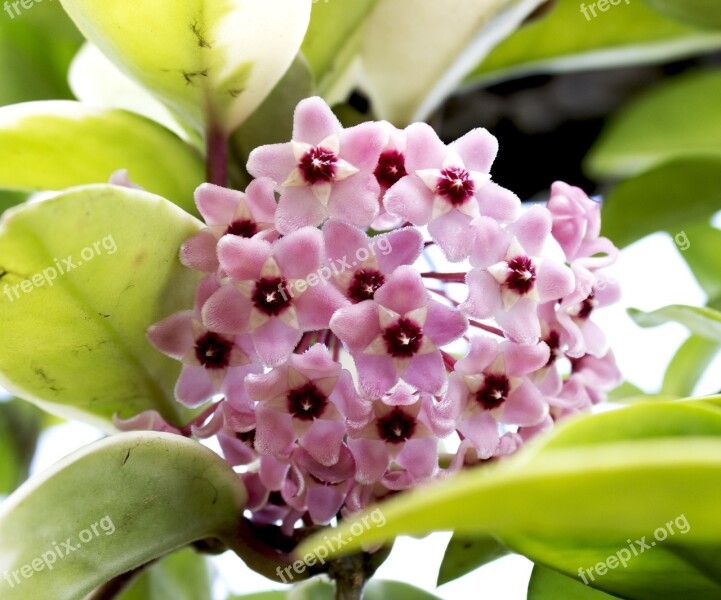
[[468, 319, 505, 338], [206, 124, 228, 187], [328, 546, 393, 600], [420, 272, 466, 283]]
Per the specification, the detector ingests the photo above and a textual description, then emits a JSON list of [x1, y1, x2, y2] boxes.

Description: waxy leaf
[[58, 0, 312, 134], [629, 304, 721, 342], [359, 0, 546, 124], [587, 71, 721, 179], [642, 0, 721, 29], [0, 432, 246, 600], [465, 0, 721, 89], [300, 402, 721, 598], [528, 565, 619, 599], [661, 335, 720, 397], [437, 533, 509, 585], [0, 185, 202, 428], [0, 102, 204, 212]]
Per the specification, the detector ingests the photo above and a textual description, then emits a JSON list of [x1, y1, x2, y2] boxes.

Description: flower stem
[[206, 124, 228, 187], [468, 319, 505, 338], [420, 272, 466, 283]]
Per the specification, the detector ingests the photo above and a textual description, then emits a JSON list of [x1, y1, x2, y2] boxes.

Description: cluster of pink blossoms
[[126, 97, 622, 532]]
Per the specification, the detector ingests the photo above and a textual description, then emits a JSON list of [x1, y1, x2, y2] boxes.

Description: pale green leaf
[[437, 533, 509, 585], [676, 223, 721, 301], [0, 185, 202, 429], [587, 71, 721, 179], [662, 335, 721, 397], [600, 157, 721, 248], [629, 304, 721, 342], [118, 548, 214, 600], [0, 101, 204, 212], [300, 402, 721, 598], [464, 0, 721, 89], [607, 381, 645, 403], [642, 0, 721, 29], [0, 431, 246, 600], [0, 400, 42, 495], [528, 565, 621, 599], [58, 0, 312, 134], [359, 0, 545, 124], [69, 43, 201, 148]]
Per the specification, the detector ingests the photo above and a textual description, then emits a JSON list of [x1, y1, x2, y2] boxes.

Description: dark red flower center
[[298, 146, 338, 185], [436, 167, 475, 206], [225, 219, 258, 238], [376, 407, 416, 444], [374, 150, 407, 189], [382, 318, 424, 358], [252, 277, 292, 316], [505, 256, 537, 295], [476, 374, 510, 410], [545, 329, 562, 367], [348, 269, 386, 303], [287, 382, 329, 421], [194, 332, 233, 370], [235, 428, 256, 449], [577, 292, 596, 320]]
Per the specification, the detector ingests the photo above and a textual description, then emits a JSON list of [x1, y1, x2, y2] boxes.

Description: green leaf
[[437, 533, 509, 585], [629, 304, 721, 342], [69, 43, 202, 149], [0, 399, 43, 495], [642, 0, 721, 29], [0, 191, 29, 217], [231, 55, 315, 182], [600, 157, 721, 248], [0, 0, 83, 106], [0, 431, 246, 600], [0, 101, 204, 212], [299, 402, 721, 599], [359, 0, 546, 124], [0, 185, 202, 428], [676, 223, 721, 301], [118, 548, 214, 600], [587, 71, 721, 179], [365, 580, 441, 599], [58, 0, 312, 134], [607, 381, 645, 403], [464, 0, 721, 89], [528, 565, 620, 599], [301, 0, 379, 97], [662, 335, 721, 397]]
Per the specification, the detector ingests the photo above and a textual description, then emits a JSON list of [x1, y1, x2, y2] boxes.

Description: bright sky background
[[7, 221, 721, 599]]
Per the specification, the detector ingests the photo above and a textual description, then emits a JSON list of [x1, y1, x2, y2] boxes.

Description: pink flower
[[202, 227, 349, 366], [193, 401, 258, 466], [547, 181, 618, 269], [180, 180, 278, 273], [462, 206, 575, 344], [247, 97, 385, 234], [372, 122, 408, 230], [322, 219, 423, 303], [245, 344, 363, 466], [348, 387, 442, 487], [113, 410, 182, 435], [331, 266, 467, 396], [147, 275, 259, 407], [446, 336, 549, 458], [383, 123, 519, 262]]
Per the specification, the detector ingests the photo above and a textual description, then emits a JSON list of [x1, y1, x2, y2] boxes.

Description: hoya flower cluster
[[132, 97, 621, 531]]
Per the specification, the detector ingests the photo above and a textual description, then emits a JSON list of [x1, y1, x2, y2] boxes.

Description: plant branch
[[206, 124, 228, 187]]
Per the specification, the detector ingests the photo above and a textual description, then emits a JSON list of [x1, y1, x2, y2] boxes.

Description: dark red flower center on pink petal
[[436, 167, 475, 206], [287, 382, 329, 421], [545, 329, 562, 367], [225, 219, 258, 238], [252, 277, 292, 316], [348, 269, 386, 303], [476, 374, 510, 410], [376, 407, 416, 444], [577, 292, 596, 320], [382, 318, 424, 358], [505, 256, 537, 295], [235, 428, 256, 449], [194, 332, 233, 370], [298, 146, 338, 185], [374, 150, 407, 189]]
